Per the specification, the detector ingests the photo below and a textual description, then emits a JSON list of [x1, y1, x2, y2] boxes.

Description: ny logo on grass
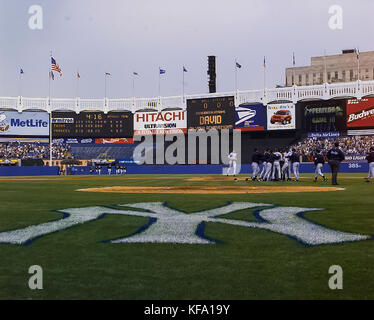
[[0, 202, 370, 246]]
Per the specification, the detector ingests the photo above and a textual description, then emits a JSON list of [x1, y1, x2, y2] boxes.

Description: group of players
[[248, 147, 327, 182], [227, 144, 374, 183]]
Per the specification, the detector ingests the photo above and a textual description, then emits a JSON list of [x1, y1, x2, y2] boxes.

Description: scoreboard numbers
[[52, 112, 133, 138]]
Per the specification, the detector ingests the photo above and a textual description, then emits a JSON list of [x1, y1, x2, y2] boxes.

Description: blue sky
[[0, 0, 373, 99]]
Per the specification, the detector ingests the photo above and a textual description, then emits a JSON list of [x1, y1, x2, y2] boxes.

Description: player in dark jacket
[[365, 147, 374, 182], [289, 148, 300, 181], [313, 149, 327, 182], [327, 142, 345, 185], [251, 148, 263, 181], [260, 149, 271, 181]]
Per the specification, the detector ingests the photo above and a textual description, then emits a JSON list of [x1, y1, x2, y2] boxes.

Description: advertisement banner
[[235, 103, 266, 131], [52, 111, 133, 138], [0, 137, 49, 143], [95, 138, 134, 144], [267, 103, 296, 130], [0, 111, 49, 136], [346, 98, 374, 128], [307, 132, 340, 138], [300, 100, 346, 133], [343, 154, 367, 162], [134, 110, 187, 135], [187, 96, 235, 130], [53, 138, 94, 144]]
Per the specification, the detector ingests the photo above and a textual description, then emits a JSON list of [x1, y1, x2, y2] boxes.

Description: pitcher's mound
[[77, 185, 345, 194]]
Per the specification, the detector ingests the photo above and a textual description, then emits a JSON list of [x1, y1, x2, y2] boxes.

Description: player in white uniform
[[282, 149, 292, 181], [227, 150, 237, 177], [272, 148, 282, 181]]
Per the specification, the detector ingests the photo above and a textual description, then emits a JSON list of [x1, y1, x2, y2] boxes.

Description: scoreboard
[[52, 112, 133, 138], [298, 100, 346, 133], [187, 96, 235, 130]]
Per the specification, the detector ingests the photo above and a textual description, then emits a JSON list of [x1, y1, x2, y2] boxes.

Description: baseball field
[[0, 173, 373, 300]]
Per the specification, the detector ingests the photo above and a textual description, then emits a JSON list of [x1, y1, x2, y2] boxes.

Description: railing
[[1, 80, 373, 114]]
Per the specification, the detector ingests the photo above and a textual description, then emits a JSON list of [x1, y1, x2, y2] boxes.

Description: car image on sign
[[270, 110, 292, 125]]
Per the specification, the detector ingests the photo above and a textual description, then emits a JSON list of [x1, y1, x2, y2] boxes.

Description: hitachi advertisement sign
[[134, 110, 187, 135], [0, 111, 49, 136]]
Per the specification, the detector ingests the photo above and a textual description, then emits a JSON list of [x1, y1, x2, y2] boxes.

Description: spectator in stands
[[0, 142, 73, 160]]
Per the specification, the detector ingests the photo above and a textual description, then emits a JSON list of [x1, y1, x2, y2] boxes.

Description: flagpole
[[132, 74, 135, 98], [182, 67, 185, 102], [105, 73, 107, 98], [19, 69, 22, 97], [158, 68, 161, 97], [357, 48, 360, 81], [292, 53, 295, 86], [263, 57, 266, 97], [76, 69, 80, 97], [235, 59, 238, 91], [324, 49, 327, 83], [49, 51, 52, 167]]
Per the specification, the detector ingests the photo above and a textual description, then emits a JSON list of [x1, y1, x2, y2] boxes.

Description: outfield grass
[[0, 173, 373, 300]]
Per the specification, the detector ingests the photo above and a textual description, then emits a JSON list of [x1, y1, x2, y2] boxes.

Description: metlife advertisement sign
[[0, 111, 49, 136], [134, 110, 187, 135], [267, 103, 296, 130]]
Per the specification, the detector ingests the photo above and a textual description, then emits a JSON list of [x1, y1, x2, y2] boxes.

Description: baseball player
[[327, 142, 345, 186], [264, 149, 274, 182], [365, 146, 374, 182], [313, 149, 327, 182], [282, 148, 292, 181], [259, 149, 270, 181], [251, 148, 263, 181], [227, 150, 237, 177], [289, 148, 300, 181], [271, 148, 282, 181]]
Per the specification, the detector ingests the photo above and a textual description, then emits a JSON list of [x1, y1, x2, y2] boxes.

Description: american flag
[[51, 57, 62, 76]]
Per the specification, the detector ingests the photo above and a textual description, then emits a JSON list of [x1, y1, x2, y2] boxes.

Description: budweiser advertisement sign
[[134, 110, 187, 135], [346, 98, 374, 128]]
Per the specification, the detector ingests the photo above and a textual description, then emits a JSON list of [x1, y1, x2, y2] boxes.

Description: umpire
[[327, 142, 345, 185]]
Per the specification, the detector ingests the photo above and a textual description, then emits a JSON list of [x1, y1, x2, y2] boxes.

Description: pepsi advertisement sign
[[0, 111, 49, 136], [235, 103, 266, 131]]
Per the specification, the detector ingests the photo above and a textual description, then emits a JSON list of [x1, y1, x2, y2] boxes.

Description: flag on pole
[[263, 56, 266, 68], [183, 66, 188, 72], [20, 68, 24, 74], [51, 57, 62, 76], [133, 72, 138, 76], [49, 71, 54, 80], [77, 71, 81, 79], [235, 62, 242, 69], [159, 68, 166, 74], [105, 72, 111, 76], [356, 48, 360, 60], [293, 52, 295, 66]]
